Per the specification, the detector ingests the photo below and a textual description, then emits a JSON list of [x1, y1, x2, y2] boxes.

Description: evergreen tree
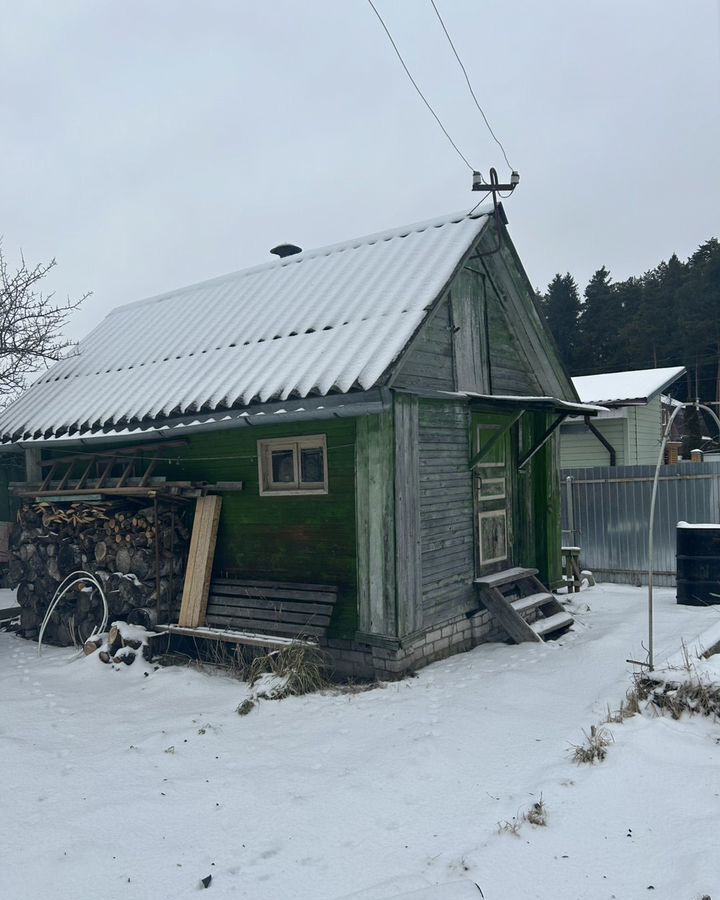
[[678, 239, 720, 403], [540, 235, 718, 402], [538, 273, 581, 372], [576, 267, 618, 373]]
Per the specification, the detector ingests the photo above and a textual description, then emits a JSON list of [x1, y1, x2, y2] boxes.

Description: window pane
[[300, 447, 324, 483], [271, 449, 295, 483]]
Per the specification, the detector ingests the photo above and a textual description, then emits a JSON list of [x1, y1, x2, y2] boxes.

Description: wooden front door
[[473, 413, 514, 574]]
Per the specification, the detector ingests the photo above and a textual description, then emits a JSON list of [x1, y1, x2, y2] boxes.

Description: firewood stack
[[8, 501, 189, 645]]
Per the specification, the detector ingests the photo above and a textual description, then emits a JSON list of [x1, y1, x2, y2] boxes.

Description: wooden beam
[[25, 448, 42, 482], [450, 268, 490, 394], [96, 458, 114, 488], [75, 459, 95, 489], [177, 495, 223, 628], [355, 409, 396, 636], [394, 395, 422, 637], [156, 623, 315, 649], [56, 463, 74, 490], [14, 486, 191, 498], [39, 463, 57, 492], [39, 439, 188, 467], [517, 414, 566, 470], [139, 455, 158, 487], [115, 456, 136, 488], [469, 410, 523, 469]]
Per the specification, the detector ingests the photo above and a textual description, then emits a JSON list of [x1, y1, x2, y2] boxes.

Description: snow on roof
[[0, 208, 492, 442], [572, 366, 686, 406]]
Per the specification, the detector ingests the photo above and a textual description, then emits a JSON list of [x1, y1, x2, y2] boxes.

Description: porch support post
[[394, 394, 422, 636], [24, 447, 41, 483], [355, 409, 397, 636]]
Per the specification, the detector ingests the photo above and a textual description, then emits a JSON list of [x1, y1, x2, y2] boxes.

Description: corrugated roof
[[0, 208, 491, 442], [572, 366, 686, 405]]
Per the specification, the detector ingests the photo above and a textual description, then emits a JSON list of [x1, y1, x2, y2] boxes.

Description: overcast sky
[[2, 0, 719, 342]]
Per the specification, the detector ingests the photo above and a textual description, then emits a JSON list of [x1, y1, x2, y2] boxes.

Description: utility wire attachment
[[367, 0, 474, 171], [430, 0, 514, 172]]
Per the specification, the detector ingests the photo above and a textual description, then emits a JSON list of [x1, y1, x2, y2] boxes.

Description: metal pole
[[565, 475, 575, 546]]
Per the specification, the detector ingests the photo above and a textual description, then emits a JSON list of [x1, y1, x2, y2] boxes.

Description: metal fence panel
[[561, 462, 720, 586]]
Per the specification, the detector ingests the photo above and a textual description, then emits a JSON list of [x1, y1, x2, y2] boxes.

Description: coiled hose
[[37, 570, 109, 656]]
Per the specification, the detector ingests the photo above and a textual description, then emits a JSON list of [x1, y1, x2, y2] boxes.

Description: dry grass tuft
[[249, 642, 330, 699], [496, 818, 521, 836], [236, 699, 255, 716], [497, 796, 548, 835], [638, 676, 720, 720], [525, 796, 547, 827], [572, 724, 613, 764]]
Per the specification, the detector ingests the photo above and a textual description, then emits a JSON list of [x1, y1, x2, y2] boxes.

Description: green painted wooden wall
[[41, 420, 358, 636], [154, 419, 358, 636]]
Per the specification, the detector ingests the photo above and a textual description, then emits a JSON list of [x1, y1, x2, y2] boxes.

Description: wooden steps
[[532, 610, 575, 638], [473, 567, 574, 644]]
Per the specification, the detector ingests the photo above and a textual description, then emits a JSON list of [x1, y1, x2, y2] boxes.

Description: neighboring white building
[[560, 366, 686, 468]]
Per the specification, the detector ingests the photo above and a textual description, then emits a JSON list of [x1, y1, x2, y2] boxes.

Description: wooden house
[[560, 366, 686, 469], [0, 207, 599, 677]]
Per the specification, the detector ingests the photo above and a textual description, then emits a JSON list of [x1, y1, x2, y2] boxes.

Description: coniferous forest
[[536, 238, 720, 405]]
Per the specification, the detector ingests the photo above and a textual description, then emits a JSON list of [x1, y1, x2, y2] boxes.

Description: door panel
[[472, 413, 515, 574]]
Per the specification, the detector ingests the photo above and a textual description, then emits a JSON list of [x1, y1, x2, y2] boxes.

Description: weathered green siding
[[418, 399, 475, 626], [393, 299, 455, 391], [485, 280, 541, 395], [40, 420, 358, 636], [155, 419, 358, 635]]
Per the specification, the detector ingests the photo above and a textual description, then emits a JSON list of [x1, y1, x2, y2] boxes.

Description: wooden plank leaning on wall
[[178, 495, 223, 628]]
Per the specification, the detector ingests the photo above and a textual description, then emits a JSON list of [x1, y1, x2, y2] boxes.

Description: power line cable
[[366, 0, 473, 171], [429, 0, 513, 171]]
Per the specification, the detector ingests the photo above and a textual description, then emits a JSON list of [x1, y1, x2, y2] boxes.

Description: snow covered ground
[[1, 583, 719, 900]]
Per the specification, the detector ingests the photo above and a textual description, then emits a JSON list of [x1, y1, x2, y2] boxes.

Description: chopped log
[[95, 541, 107, 563], [99, 650, 111, 664], [115, 547, 132, 574], [107, 624, 123, 655], [83, 638, 102, 656]]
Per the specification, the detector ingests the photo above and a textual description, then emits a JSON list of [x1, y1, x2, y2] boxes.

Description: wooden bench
[[157, 578, 338, 649]]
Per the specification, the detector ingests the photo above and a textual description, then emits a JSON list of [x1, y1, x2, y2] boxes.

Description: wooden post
[[394, 395, 422, 637], [355, 410, 396, 636], [177, 495, 223, 628], [25, 447, 41, 483]]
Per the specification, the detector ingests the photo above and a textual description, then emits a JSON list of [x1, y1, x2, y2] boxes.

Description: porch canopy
[[437, 390, 607, 470]]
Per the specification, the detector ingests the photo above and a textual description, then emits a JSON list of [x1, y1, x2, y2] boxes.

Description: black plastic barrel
[[676, 523, 720, 605]]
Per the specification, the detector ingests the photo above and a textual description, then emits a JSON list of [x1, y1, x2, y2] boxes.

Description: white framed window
[[258, 435, 328, 496]]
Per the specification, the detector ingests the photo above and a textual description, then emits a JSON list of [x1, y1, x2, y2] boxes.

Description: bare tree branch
[[0, 240, 90, 408]]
